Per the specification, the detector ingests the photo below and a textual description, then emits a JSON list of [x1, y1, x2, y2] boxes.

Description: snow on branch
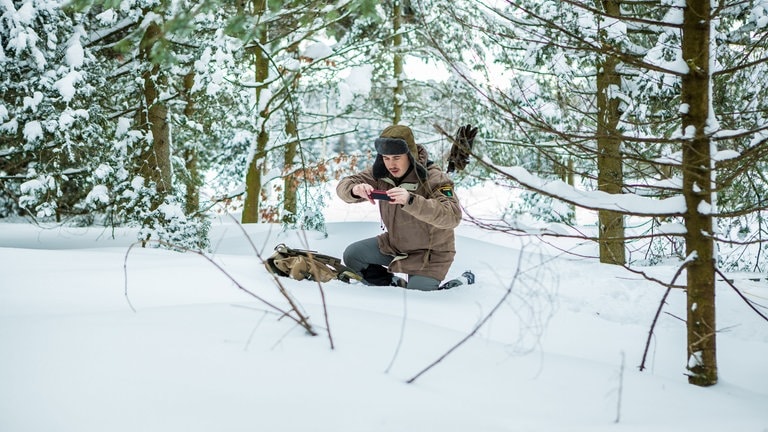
[[479, 157, 687, 217]]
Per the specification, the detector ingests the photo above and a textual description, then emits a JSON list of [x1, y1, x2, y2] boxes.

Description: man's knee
[[343, 237, 386, 272], [342, 244, 357, 269]]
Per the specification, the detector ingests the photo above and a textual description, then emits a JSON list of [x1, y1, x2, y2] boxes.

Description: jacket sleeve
[[403, 180, 462, 230], [336, 169, 377, 203]]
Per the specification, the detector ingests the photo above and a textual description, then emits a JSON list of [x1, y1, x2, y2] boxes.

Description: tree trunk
[[392, 0, 404, 124], [681, 0, 717, 386], [184, 147, 199, 215], [283, 110, 298, 225], [596, 0, 625, 265], [242, 0, 269, 223], [243, 128, 268, 223], [182, 70, 200, 215], [137, 21, 171, 200]]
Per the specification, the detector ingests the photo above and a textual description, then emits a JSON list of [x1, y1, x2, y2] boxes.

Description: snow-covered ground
[[1, 183, 767, 432]]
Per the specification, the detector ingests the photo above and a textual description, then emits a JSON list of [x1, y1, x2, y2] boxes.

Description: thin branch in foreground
[[715, 268, 768, 323], [219, 204, 336, 348], [385, 288, 408, 374], [243, 310, 270, 352], [664, 311, 686, 323], [406, 250, 525, 384], [123, 242, 140, 313], [315, 279, 334, 350], [296, 229, 335, 350], [123, 238, 317, 336], [615, 351, 625, 423], [639, 258, 692, 371], [220, 211, 319, 337], [620, 264, 687, 290]]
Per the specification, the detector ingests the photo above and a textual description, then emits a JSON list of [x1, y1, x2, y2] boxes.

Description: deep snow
[[1, 183, 767, 432]]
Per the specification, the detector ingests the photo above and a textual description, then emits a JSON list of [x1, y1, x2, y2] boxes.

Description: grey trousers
[[343, 237, 440, 291]]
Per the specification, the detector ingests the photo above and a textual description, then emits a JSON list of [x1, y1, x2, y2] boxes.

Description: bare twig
[[715, 268, 768, 322], [406, 250, 525, 384], [385, 288, 408, 374], [639, 259, 692, 371], [220, 211, 319, 335], [271, 322, 303, 350], [296, 230, 335, 350], [243, 310, 270, 352], [620, 264, 687, 290], [122, 242, 139, 313], [123, 238, 317, 336], [663, 311, 686, 323], [314, 278, 334, 350], [615, 351, 625, 423], [639, 263, 768, 372]]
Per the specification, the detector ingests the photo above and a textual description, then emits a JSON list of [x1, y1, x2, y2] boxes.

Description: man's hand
[[352, 183, 375, 204], [386, 187, 410, 205]]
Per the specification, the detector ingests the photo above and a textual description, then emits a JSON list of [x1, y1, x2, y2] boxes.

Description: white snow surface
[[1, 183, 767, 432]]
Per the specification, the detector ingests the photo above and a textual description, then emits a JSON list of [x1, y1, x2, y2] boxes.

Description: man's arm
[[402, 182, 462, 230], [336, 169, 377, 203]]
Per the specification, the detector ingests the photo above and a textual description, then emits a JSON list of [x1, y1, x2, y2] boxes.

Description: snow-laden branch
[[479, 157, 687, 217]]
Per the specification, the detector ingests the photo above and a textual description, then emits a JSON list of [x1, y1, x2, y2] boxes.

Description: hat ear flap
[[409, 153, 428, 180], [372, 154, 388, 179], [415, 162, 428, 180]]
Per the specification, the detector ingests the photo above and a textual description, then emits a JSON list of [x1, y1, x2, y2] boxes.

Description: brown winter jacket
[[336, 145, 462, 281]]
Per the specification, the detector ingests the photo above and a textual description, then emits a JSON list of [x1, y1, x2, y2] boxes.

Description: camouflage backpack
[[265, 244, 363, 283]]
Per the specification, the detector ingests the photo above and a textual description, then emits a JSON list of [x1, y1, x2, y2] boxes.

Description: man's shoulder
[[426, 164, 452, 183], [424, 167, 458, 199]]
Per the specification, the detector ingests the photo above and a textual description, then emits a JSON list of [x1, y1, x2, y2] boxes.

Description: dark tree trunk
[[596, 0, 626, 265], [681, 0, 717, 386], [137, 21, 171, 200], [242, 0, 269, 223], [392, 0, 404, 124]]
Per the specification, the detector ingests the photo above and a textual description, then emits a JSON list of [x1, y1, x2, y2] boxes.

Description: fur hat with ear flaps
[[372, 125, 427, 180]]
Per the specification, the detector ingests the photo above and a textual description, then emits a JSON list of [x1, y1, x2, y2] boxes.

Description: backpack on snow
[[265, 243, 363, 283]]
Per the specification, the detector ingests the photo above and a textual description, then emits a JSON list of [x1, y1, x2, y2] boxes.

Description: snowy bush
[[138, 198, 211, 251]]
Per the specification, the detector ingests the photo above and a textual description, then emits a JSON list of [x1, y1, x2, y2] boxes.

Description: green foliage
[[267, 0, 284, 13], [510, 190, 575, 225], [224, 14, 250, 38]]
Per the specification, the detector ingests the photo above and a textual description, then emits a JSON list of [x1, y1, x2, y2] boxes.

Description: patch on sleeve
[[438, 185, 454, 197]]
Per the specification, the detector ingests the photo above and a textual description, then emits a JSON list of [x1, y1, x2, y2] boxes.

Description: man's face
[[382, 153, 411, 178]]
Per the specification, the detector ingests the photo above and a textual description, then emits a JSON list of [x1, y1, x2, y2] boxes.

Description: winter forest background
[[3, 0, 768, 387]]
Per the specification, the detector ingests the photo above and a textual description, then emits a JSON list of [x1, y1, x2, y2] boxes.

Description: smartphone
[[369, 190, 391, 201]]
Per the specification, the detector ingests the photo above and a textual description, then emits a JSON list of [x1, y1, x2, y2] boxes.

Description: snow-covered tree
[[1, 0, 105, 223], [421, 0, 768, 386]]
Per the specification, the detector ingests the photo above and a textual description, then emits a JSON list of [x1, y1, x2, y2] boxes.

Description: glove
[[447, 123, 478, 173]]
